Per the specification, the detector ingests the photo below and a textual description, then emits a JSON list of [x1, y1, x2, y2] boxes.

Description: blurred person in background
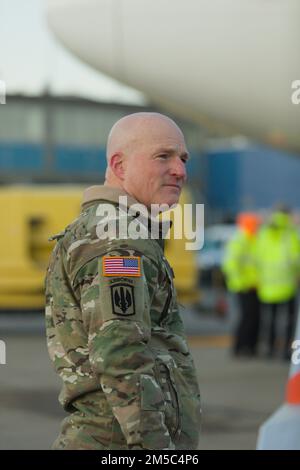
[[222, 213, 261, 357], [256, 206, 300, 360]]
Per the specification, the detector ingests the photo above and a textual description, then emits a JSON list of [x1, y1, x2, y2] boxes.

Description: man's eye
[[157, 154, 168, 159]]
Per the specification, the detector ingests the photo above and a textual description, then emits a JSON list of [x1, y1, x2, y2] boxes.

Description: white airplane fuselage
[[47, 0, 300, 152]]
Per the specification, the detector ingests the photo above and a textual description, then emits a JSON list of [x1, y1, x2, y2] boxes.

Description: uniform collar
[[82, 185, 138, 208], [82, 185, 172, 243]]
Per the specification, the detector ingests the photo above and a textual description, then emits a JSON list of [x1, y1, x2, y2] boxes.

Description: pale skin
[[104, 112, 189, 208]]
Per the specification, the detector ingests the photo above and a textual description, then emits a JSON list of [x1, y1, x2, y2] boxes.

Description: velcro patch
[[103, 256, 141, 277], [111, 283, 136, 316]]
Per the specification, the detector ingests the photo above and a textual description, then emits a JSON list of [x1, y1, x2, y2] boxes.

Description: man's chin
[[153, 196, 180, 210]]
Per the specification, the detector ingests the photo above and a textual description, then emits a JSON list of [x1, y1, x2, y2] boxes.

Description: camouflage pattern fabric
[[45, 186, 201, 450]]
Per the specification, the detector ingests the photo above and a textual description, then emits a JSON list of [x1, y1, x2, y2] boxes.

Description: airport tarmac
[[0, 312, 289, 450]]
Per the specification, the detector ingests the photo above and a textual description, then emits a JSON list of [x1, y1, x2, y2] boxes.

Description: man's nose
[[170, 157, 187, 180]]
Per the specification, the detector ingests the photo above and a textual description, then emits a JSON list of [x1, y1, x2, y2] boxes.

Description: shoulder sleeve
[[74, 245, 174, 450]]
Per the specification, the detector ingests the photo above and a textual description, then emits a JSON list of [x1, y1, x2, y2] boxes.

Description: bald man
[[45, 113, 201, 450]]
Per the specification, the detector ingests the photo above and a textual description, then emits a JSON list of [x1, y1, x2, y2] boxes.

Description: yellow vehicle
[[0, 185, 199, 309], [163, 187, 200, 304], [0, 186, 83, 309]]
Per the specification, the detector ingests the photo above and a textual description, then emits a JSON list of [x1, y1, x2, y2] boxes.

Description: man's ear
[[109, 153, 125, 180]]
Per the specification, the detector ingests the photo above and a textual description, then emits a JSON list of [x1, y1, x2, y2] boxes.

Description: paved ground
[[0, 325, 289, 450]]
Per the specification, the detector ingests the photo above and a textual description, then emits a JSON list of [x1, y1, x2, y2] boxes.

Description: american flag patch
[[103, 256, 141, 277]]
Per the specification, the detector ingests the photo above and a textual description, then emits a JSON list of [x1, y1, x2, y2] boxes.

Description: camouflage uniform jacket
[[45, 185, 201, 450]]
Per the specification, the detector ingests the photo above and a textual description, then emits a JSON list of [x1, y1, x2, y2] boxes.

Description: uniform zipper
[[165, 366, 180, 439], [160, 287, 172, 325]]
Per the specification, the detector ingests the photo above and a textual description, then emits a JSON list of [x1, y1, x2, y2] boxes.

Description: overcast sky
[[0, 0, 145, 103]]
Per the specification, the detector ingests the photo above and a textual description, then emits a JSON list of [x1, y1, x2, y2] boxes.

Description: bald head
[[106, 112, 184, 165], [105, 112, 188, 207]]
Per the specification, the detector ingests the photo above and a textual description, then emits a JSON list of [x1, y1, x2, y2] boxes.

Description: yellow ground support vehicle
[[0, 185, 199, 309], [163, 187, 200, 304], [0, 186, 83, 309]]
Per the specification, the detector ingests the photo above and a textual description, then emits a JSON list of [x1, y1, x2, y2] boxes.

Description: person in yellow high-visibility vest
[[255, 207, 300, 359], [222, 213, 261, 357]]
